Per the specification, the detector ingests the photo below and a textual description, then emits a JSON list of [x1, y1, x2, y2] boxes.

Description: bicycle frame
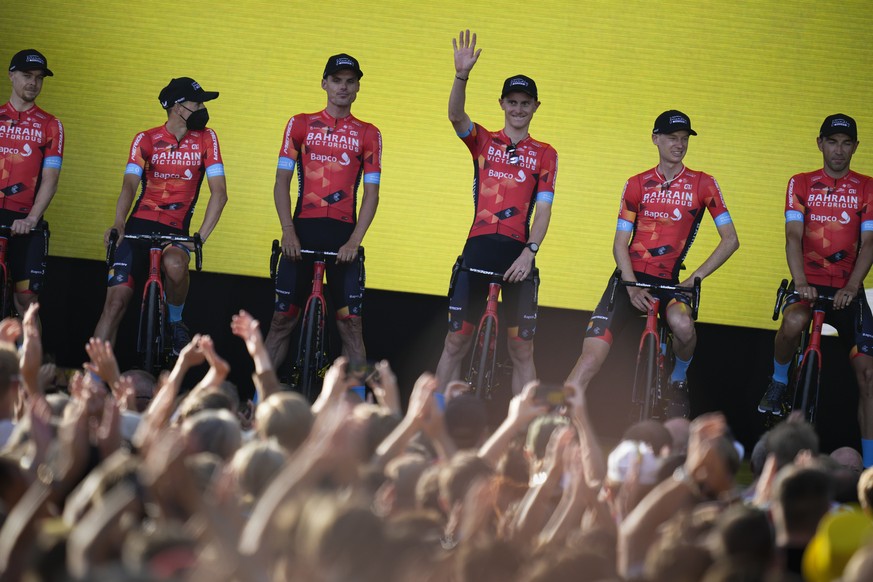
[[466, 267, 502, 398], [612, 270, 701, 421], [107, 230, 202, 373], [771, 278, 860, 424]]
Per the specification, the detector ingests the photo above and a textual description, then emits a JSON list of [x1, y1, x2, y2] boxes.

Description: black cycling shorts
[[585, 270, 692, 344], [0, 210, 48, 295], [108, 218, 188, 289], [783, 282, 873, 358]]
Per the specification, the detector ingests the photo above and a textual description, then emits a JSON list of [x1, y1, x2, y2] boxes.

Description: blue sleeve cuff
[[277, 157, 296, 172], [785, 210, 804, 223], [125, 163, 143, 177], [535, 191, 554, 204], [42, 156, 62, 169], [714, 212, 733, 226], [456, 121, 473, 138], [363, 172, 381, 185], [206, 164, 225, 178], [617, 218, 634, 232], [862, 221, 873, 232]]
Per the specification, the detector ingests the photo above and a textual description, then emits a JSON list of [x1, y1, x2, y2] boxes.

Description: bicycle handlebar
[[269, 239, 362, 280], [609, 270, 702, 320], [772, 278, 864, 332], [106, 229, 203, 271], [0, 223, 49, 238], [456, 263, 536, 282]]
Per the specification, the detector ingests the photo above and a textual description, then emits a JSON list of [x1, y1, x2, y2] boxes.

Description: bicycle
[[0, 221, 50, 319], [107, 230, 202, 374], [608, 270, 701, 421], [270, 240, 363, 401], [450, 260, 537, 399], [769, 279, 862, 424]]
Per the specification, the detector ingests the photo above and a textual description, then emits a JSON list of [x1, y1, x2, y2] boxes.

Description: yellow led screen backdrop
[[3, 0, 872, 329]]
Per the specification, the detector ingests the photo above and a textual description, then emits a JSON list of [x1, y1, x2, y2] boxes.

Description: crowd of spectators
[[2, 303, 873, 581]]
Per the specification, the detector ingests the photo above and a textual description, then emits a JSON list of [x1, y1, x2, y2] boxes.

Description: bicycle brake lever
[[773, 278, 789, 321], [607, 270, 621, 312], [193, 233, 203, 271], [270, 239, 281, 280], [106, 229, 119, 268]]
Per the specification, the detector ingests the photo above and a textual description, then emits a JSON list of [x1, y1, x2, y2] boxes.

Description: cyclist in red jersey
[[1, 49, 62, 316], [94, 77, 228, 354], [434, 31, 558, 395], [759, 115, 873, 465], [566, 110, 739, 418], [264, 54, 381, 369]]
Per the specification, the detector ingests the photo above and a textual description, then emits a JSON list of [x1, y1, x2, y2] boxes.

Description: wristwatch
[[526, 242, 539, 254]]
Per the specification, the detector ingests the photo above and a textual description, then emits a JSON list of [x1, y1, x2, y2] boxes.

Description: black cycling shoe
[[170, 321, 191, 356], [758, 380, 789, 416], [664, 380, 690, 419]]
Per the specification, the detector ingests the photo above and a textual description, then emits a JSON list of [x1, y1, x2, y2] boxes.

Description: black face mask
[[180, 105, 209, 131]]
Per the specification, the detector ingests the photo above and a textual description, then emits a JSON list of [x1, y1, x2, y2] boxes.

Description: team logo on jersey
[[20, 143, 32, 157], [515, 170, 526, 183], [840, 211, 851, 224], [671, 208, 682, 221], [340, 152, 351, 166]]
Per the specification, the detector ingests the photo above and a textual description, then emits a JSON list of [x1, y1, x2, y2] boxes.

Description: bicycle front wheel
[[632, 334, 659, 422], [468, 316, 497, 398], [796, 350, 820, 425], [142, 282, 161, 375], [298, 298, 325, 402]]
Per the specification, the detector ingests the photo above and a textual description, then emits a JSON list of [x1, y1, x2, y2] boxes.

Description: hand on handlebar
[[280, 230, 301, 261], [503, 251, 534, 283], [10, 216, 38, 235], [795, 284, 818, 304], [104, 224, 124, 248], [627, 285, 655, 312], [834, 283, 859, 310], [336, 240, 360, 264]]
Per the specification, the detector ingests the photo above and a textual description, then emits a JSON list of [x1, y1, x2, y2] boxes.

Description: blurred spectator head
[[255, 392, 313, 453], [444, 394, 488, 450], [622, 419, 672, 457], [182, 408, 241, 460], [766, 419, 819, 469], [229, 440, 286, 500]]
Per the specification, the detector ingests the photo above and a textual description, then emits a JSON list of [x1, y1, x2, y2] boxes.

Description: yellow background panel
[[3, 1, 872, 330]]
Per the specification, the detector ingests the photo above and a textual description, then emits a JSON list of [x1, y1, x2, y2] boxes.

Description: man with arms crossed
[[264, 54, 381, 369], [435, 30, 558, 395], [1, 50, 62, 317], [94, 77, 228, 354], [759, 114, 873, 466], [566, 111, 739, 418]]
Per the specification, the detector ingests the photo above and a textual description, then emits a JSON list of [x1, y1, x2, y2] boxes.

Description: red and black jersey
[[785, 169, 873, 287], [0, 102, 64, 214], [278, 109, 381, 224], [125, 124, 224, 233], [459, 122, 557, 242], [618, 165, 731, 280]]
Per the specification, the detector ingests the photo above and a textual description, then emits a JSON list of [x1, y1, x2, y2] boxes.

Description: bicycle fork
[[797, 307, 825, 420], [137, 248, 166, 355], [633, 298, 662, 418]]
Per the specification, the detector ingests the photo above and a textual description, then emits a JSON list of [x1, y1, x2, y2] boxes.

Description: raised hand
[[84, 338, 121, 386], [0, 317, 22, 344], [367, 360, 401, 415], [19, 303, 42, 396], [453, 29, 482, 76], [230, 310, 263, 356]]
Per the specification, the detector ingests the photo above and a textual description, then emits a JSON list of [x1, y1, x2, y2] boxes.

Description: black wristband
[[455, 75, 468, 82]]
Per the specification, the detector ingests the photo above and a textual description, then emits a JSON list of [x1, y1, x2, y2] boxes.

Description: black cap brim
[[16, 65, 53, 76], [193, 91, 219, 103]]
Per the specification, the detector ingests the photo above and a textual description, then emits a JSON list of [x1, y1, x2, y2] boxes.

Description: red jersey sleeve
[[535, 146, 558, 203], [699, 173, 731, 223], [125, 132, 150, 176], [362, 123, 382, 183], [278, 115, 305, 170], [459, 122, 489, 157], [617, 178, 640, 230], [44, 117, 64, 162], [203, 129, 224, 178]]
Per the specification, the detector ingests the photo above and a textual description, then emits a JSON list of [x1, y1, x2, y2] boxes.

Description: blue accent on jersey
[[714, 212, 733, 226], [456, 121, 473, 138], [277, 157, 297, 172], [535, 191, 554, 204], [42, 156, 62, 169], [862, 221, 873, 232], [125, 163, 144, 177], [785, 210, 804, 223], [363, 172, 381, 185], [205, 163, 225, 178], [617, 218, 634, 232]]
